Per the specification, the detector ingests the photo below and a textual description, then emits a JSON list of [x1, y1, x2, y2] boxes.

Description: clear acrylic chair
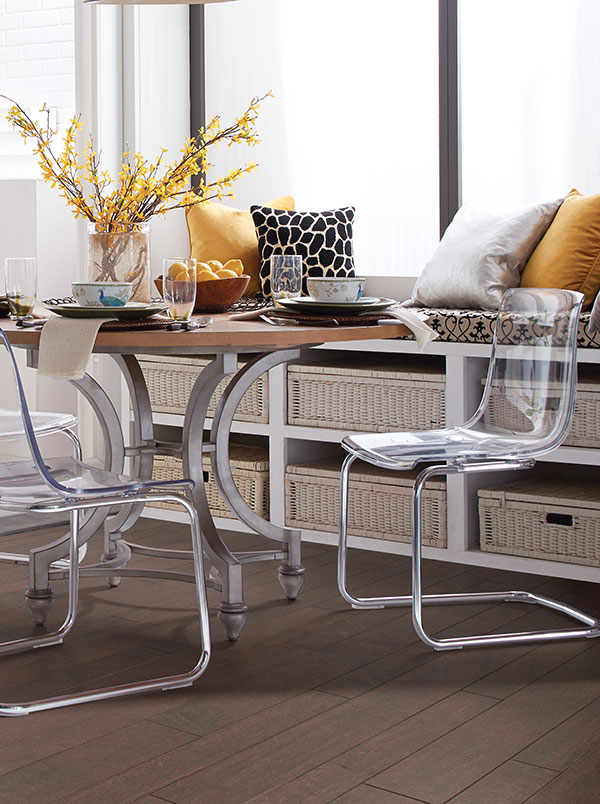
[[338, 287, 600, 650], [0, 328, 211, 715], [0, 395, 83, 568]]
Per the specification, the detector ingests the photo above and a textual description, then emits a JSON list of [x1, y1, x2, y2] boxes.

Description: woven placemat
[[264, 309, 396, 325], [98, 316, 170, 331]]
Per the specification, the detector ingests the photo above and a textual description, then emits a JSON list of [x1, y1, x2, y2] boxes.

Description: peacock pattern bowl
[[72, 281, 133, 308]]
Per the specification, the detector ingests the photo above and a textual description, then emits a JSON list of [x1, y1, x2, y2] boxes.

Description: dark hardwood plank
[[235, 763, 366, 804], [445, 760, 556, 803], [331, 786, 426, 803], [1, 520, 599, 804], [332, 691, 496, 777], [0, 722, 196, 803], [152, 645, 533, 804], [54, 691, 342, 804], [523, 743, 600, 804], [367, 641, 600, 804], [515, 696, 600, 772]]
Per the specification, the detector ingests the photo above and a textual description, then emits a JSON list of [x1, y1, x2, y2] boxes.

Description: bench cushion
[[393, 308, 600, 349]]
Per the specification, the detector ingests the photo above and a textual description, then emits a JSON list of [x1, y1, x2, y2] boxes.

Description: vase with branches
[[4, 94, 268, 301]]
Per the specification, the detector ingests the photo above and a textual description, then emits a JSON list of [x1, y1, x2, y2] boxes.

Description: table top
[[2, 313, 411, 355]]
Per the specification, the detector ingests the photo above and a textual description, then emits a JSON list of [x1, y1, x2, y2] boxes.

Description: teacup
[[72, 281, 133, 308], [306, 276, 365, 303]]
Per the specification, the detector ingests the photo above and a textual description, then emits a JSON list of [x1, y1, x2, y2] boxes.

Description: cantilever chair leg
[[0, 493, 211, 716], [338, 455, 600, 650]]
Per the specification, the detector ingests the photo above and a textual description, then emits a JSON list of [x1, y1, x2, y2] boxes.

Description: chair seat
[[0, 408, 77, 441], [343, 427, 539, 470], [0, 456, 192, 504]]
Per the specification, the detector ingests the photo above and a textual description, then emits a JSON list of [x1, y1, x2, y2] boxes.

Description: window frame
[[189, 2, 460, 237]]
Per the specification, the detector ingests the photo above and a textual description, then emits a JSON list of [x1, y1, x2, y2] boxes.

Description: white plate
[[283, 296, 381, 307]]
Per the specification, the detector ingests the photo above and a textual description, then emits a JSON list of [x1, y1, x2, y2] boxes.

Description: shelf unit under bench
[[138, 331, 600, 585]]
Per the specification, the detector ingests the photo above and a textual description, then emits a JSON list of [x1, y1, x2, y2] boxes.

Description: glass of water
[[5, 257, 37, 321], [163, 258, 197, 321], [270, 255, 302, 302]]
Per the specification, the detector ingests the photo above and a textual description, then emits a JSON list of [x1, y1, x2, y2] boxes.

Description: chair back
[[467, 288, 584, 456], [0, 328, 70, 496]]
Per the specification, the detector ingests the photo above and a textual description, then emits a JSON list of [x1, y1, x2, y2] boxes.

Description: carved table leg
[[182, 353, 249, 640], [210, 349, 306, 603]]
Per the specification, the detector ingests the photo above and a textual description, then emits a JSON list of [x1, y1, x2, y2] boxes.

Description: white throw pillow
[[404, 200, 562, 310]]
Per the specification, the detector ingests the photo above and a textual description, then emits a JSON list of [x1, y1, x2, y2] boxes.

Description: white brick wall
[[0, 0, 75, 177]]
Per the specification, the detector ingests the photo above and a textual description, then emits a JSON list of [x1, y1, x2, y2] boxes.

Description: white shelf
[[301, 530, 600, 583], [151, 411, 270, 436], [141, 506, 256, 534], [139, 340, 600, 585]]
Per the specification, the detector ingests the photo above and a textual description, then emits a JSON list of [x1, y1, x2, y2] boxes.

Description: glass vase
[[87, 223, 151, 303]]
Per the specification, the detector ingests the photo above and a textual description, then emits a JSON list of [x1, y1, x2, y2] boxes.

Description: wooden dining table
[[5, 313, 411, 641]]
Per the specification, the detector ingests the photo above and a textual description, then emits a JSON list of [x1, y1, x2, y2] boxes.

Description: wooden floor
[[1, 519, 600, 803]]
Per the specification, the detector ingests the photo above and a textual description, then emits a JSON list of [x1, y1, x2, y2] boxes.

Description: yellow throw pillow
[[521, 189, 600, 306], [186, 195, 295, 296]]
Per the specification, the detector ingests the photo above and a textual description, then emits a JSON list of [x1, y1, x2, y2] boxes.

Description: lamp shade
[[83, 0, 237, 4]]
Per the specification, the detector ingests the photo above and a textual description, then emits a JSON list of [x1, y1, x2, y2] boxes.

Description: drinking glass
[[5, 257, 37, 321], [270, 255, 302, 301], [162, 258, 197, 321]]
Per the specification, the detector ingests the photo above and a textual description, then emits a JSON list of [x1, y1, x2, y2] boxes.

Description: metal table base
[[22, 348, 305, 642]]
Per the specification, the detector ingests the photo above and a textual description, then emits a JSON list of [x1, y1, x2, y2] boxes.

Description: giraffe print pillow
[[251, 205, 356, 297]]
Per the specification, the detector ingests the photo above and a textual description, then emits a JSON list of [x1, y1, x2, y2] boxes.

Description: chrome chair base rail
[[338, 454, 600, 651], [0, 493, 211, 717]]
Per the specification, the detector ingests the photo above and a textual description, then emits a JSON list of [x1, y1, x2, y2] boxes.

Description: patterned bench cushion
[[394, 309, 600, 349]]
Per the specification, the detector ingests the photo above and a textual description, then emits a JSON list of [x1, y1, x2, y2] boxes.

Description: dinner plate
[[277, 297, 396, 315], [287, 295, 381, 307], [46, 302, 167, 320]]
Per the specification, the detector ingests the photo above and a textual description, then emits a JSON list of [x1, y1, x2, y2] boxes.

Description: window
[[460, 0, 600, 210], [204, 0, 440, 277]]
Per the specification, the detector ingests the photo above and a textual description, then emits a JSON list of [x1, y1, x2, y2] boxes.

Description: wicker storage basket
[[138, 354, 268, 422], [287, 355, 445, 432], [479, 477, 600, 567], [148, 444, 269, 518], [483, 370, 600, 448], [285, 457, 447, 547]]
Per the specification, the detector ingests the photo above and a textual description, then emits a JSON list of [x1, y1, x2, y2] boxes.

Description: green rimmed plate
[[277, 297, 396, 315], [45, 302, 167, 320]]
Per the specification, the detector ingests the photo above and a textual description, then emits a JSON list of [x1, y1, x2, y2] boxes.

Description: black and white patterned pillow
[[251, 205, 356, 297]]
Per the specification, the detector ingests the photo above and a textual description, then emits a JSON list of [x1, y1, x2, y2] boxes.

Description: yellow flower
[[3, 92, 270, 230]]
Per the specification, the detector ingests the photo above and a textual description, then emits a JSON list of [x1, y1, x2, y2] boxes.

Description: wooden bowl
[[154, 274, 250, 313]]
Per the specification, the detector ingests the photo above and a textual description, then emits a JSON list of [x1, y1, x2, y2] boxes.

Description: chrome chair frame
[[338, 288, 600, 650], [0, 330, 211, 715]]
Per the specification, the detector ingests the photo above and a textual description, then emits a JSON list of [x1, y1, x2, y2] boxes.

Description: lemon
[[167, 261, 188, 280], [175, 270, 191, 282], [207, 260, 223, 271], [216, 268, 238, 279], [223, 259, 244, 276], [197, 269, 219, 282]]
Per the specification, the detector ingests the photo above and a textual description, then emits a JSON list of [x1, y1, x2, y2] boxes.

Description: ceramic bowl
[[306, 277, 365, 303], [72, 281, 133, 308], [154, 274, 250, 313]]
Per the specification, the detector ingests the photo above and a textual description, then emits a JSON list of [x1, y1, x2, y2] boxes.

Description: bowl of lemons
[[155, 259, 250, 312]]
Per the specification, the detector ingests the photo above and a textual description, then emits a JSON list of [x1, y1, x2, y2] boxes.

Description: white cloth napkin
[[374, 307, 439, 351], [38, 315, 114, 380]]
